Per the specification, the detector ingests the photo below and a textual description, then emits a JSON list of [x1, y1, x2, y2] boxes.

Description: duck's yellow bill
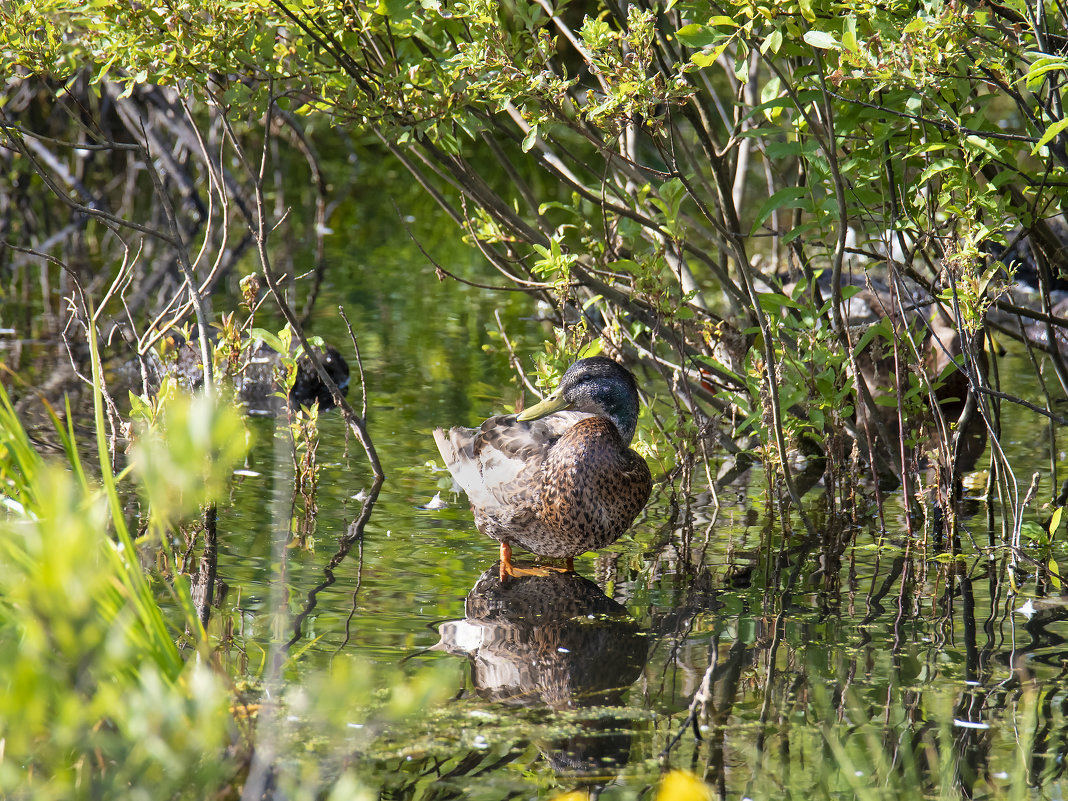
[[516, 390, 571, 421]]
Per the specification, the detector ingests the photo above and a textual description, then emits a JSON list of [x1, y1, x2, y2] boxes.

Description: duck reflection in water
[[435, 567, 649, 777]]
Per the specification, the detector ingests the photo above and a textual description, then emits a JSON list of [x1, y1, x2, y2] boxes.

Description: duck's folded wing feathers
[[434, 412, 591, 511]]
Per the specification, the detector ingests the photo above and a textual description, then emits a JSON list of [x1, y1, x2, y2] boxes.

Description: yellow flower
[[656, 770, 713, 801]]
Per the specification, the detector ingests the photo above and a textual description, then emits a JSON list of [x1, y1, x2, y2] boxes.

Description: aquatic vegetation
[[0, 378, 450, 798], [0, 381, 240, 797], [3, 0, 1068, 797]]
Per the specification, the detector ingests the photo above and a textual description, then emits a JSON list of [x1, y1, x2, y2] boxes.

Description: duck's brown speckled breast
[[502, 416, 651, 558]]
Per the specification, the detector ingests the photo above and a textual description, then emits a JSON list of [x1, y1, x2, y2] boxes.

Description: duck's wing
[[434, 412, 590, 511]]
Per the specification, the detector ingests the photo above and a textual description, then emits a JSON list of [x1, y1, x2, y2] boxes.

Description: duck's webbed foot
[[498, 543, 575, 581]]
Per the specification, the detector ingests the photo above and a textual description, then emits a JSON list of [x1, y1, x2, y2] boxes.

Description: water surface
[[198, 185, 1068, 798]]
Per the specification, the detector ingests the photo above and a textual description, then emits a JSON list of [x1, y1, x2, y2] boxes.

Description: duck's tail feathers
[[434, 426, 482, 499]]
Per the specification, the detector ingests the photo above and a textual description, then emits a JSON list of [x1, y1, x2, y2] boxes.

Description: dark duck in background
[[434, 356, 652, 580]]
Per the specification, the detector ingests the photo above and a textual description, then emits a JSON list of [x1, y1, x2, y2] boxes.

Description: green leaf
[[1032, 117, 1068, 155], [1021, 520, 1049, 544], [691, 39, 731, 68], [740, 89, 821, 123], [1049, 505, 1064, 537], [578, 340, 604, 358], [964, 134, 1000, 160], [250, 327, 288, 355], [766, 141, 803, 158], [842, 16, 858, 54], [761, 28, 783, 55], [853, 319, 892, 356], [757, 292, 801, 311], [128, 391, 151, 418], [803, 30, 841, 50], [734, 43, 750, 83], [608, 259, 641, 274], [760, 75, 782, 105], [676, 24, 718, 48], [784, 219, 822, 243], [918, 157, 957, 185], [522, 125, 538, 153], [1025, 56, 1068, 91], [751, 186, 810, 233], [658, 177, 687, 220]]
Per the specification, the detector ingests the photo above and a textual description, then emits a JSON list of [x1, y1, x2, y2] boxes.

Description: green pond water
[[166, 181, 1068, 800], [8, 162, 1063, 798]]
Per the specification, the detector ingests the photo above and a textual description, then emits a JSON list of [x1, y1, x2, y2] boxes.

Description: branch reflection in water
[[435, 567, 649, 776], [284, 477, 382, 654]]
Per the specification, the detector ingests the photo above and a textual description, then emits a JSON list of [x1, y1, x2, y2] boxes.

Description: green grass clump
[[0, 378, 244, 799]]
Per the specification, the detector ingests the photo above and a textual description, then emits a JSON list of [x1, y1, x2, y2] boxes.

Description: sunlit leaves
[[0, 385, 236, 797], [132, 392, 249, 528], [532, 237, 577, 283], [0, 0, 277, 89], [803, 29, 840, 50], [1032, 117, 1068, 155], [4, 0, 1066, 572], [676, 22, 723, 48], [841, 15, 858, 54], [1025, 53, 1068, 91], [571, 8, 690, 130], [762, 27, 783, 55]]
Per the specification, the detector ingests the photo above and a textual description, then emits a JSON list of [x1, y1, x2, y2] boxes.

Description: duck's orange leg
[[499, 542, 575, 581], [499, 542, 515, 582]]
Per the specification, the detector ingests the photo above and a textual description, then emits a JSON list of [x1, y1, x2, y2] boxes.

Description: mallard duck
[[239, 342, 350, 411], [434, 356, 652, 579], [138, 336, 350, 413]]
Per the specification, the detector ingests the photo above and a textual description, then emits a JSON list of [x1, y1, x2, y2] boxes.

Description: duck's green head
[[517, 356, 641, 444]]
